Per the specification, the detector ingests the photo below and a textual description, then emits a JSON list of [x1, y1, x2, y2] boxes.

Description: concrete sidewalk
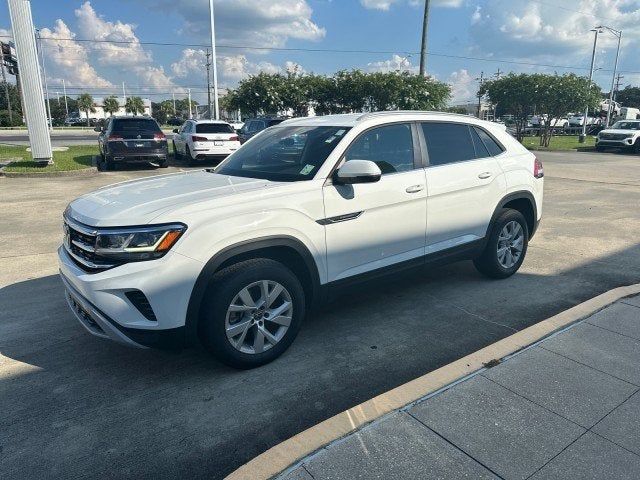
[[281, 295, 640, 480]]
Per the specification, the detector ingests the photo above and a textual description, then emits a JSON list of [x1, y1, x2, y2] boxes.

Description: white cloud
[[147, 0, 325, 49], [171, 48, 207, 78], [470, 0, 640, 65], [75, 2, 150, 66], [447, 69, 476, 103], [38, 19, 113, 88], [361, 0, 463, 10], [471, 6, 482, 25], [367, 54, 417, 73]]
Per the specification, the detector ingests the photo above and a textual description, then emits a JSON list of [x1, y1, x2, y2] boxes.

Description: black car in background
[[96, 116, 168, 171], [237, 116, 287, 143]]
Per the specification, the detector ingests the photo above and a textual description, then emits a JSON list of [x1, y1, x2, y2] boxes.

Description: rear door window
[[112, 119, 161, 135], [474, 127, 504, 156], [267, 119, 285, 127], [469, 126, 490, 158], [196, 123, 235, 134], [421, 122, 476, 166]]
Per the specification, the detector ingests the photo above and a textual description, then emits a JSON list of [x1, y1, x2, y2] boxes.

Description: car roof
[[190, 119, 231, 124], [279, 111, 485, 128]]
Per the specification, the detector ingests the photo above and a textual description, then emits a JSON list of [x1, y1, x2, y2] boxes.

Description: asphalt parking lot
[[1, 150, 640, 479]]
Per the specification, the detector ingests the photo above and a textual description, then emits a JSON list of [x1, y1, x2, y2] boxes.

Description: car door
[[179, 122, 192, 154], [174, 122, 187, 153], [323, 122, 427, 282], [420, 122, 506, 254]]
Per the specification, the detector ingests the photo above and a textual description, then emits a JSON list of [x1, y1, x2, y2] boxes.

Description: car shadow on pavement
[[1, 243, 640, 479]]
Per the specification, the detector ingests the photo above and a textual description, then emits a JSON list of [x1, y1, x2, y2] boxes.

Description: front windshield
[[216, 125, 350, 181], [611, 121, 640, 130]]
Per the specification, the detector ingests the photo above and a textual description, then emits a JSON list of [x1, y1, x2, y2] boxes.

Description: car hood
[[599, 129, 639, 136], [67, 170, 280, 226]]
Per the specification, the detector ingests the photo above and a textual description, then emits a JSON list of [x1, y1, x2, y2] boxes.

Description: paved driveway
[[1, 151, 640, 479]]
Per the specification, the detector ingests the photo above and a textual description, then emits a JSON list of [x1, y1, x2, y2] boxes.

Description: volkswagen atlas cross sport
[[59, 111, 544, 369]]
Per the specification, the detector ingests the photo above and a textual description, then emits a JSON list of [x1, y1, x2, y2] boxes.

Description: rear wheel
[[185, 145, 197, 166], [199, 258, 305, 369], [99, 155, 115, 171], [634, 139, 640, 154], [474, 209, 529, 279], [158, 158, 168, 168]]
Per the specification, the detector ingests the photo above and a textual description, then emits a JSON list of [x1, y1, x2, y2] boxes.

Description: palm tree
[[77, 93, 96, 126], [103, 96, 120, 116], [125, 96, 145, 116]]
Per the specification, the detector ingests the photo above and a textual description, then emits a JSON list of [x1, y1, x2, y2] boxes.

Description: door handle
[[405, 184, 424, 193], [478, 172, 493, 179]]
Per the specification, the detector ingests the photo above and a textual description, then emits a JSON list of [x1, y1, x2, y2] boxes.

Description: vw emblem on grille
[[137, 134, 141, 139], [63, 223, 71, 249]]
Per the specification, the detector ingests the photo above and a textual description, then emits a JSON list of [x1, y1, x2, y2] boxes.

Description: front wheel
[[199, 258, 305, 369], [474, 209, 529, 279]]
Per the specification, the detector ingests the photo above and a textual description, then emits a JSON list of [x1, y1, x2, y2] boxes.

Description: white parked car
[[596, 119, 640, 152], [530, 115, 568, 129], [567, 114, 601, 127], [172, 119, 240, 164], [59, 111, 544, 368]]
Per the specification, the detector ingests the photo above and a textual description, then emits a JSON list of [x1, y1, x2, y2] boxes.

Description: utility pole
[[187, 88, 192, 119], [36, 29, 52, 130], [418, 0, 431, 76], [601, 26, 622, 128], [580, 27, 600, 143], [208, 0, 220, 119], [0, 43, 12, 124], [494, 68, 502, 80], [122, 81, 126, 105], [172, 91, 176, 115], [205, 48, 212, 120], [475, 71, 485, 119], [62, 78, 68, 116], [613, 73, 624, 107]]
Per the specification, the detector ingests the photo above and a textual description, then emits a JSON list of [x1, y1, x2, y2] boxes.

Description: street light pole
[[580, 28, 600, 143], [419, 0, 431, 76], [603, 27, 622, 127], [62, 78, 68, 116], [208, 0, 219, 120]]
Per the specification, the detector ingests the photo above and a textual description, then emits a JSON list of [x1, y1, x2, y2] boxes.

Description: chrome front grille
[[63, 216, 116, 272], [600, 133, 627, 140]]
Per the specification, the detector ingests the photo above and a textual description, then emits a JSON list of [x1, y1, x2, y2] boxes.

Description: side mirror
[[94, 126, 102, 132], [335, 160, 382, 184], [172, 128, 179, 133]]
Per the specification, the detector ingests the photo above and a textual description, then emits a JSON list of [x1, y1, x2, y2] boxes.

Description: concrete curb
[[226, 283, 640, 480], [0, 156, 98, 178]]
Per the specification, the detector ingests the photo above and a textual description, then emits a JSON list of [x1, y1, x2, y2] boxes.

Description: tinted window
[[470, 126, 490, 158], [217, 126, 350, 182], [247, 121, 261, 133], [345, 123, 414, 174], [421, 122, 475, 166], [196, 123, 234, 134], [611, 121, 640, 130], [474, 127, 504, 156], [267, 119, 285, 127], [112, 118, 161, 134]]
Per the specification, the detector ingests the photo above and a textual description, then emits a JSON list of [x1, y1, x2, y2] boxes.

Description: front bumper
[[596, 138, 635, 148], [58, 245, 204, 349]]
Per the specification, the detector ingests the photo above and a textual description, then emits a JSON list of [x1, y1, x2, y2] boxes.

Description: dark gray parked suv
[[97, 116, 168, 171], [237, 116, 287, 144]]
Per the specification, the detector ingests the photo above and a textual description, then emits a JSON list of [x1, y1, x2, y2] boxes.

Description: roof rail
[[356, 110, 472, 121]]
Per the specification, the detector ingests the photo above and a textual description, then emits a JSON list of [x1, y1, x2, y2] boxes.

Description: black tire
[[185, 146, 196, 166], [473, 209, 529, 279], [596, 145, 605, 152], [158, 158, 169, 168], [199, 258, 305, 369], [634, 139, 640, 154], [100, 155, 114, 171]]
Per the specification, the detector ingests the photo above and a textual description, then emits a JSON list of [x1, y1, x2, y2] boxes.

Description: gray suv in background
[[97, 116, 168, 171], [237, 116, 287, 143]]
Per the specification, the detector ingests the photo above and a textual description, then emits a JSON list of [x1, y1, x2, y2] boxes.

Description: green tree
[[0, 81, 23, 126], [103, 96, 120, 116], [125, 96, 145, 116], [616, 86, 640, 108], [77, 93, 96, 126]]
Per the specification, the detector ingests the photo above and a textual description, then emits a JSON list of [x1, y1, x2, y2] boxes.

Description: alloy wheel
[[224, 280, 293, 354], [497, 220, 524, 269]]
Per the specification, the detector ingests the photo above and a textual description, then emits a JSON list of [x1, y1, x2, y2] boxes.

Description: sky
[[1, 0, 639, 105]]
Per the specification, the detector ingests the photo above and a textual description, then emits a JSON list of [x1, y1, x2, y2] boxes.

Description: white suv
[[596, 120, 640, 152], [59, 111, 544, 368], [172, 119, 240, 164]]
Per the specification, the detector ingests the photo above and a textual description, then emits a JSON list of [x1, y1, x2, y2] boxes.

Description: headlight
[[94, 224, 186, 262]]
